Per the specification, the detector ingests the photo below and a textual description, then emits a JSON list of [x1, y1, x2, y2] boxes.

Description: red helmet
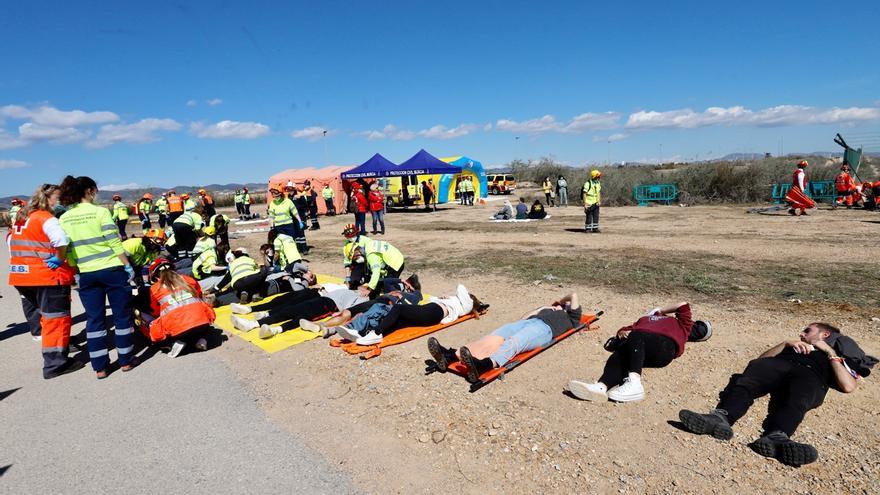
[[342, 223, 359, 238], [797, 160, 808, 168], [10, 198, 21, 205], [148, 258, 173, 282], [112, 194, 122, 201]]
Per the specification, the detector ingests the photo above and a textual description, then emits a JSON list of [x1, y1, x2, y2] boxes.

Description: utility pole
[[659, 143, 663, 164], [323, 129, 328, 165]]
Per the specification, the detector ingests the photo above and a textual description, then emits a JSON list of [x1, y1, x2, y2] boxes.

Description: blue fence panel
[[633, 184, 678, 206]]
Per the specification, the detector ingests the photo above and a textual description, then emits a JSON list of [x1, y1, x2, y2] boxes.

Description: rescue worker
[[353, 238, 405, 298], [208, 247, 268, 305], [192, 243, 228, 290], [209, 212, 230, 248], [58, 175, 138, 379], [464, 176, 475, 205], [137, 193, 154, 230], [193, 226, 216, 256], [143, 258, 214, 357], [350, 182, 368, 235], [268, 229, 302, 273], [155, 193, 168, 229], [166, 190, 184, 224], [8, 183, 84, 378], [305, 181, 320, 230], [583, 170, 602, 233], [233, 189, 244, 220], [322, 184, 336, 216], [786, 160, 815, 216], [457, 178, 466, 205], [290, 183, 309, 228], [268, 185, 308, 255], [181, 193, 197, 213], [171, 210, 204, 259], [341, 223, 372, 289], [834, 162, 859, 209], [122, 228, 166, 284], [241, 187, 252, 218], [9, 198, 24, 219], [198, 188, 215, 218], [111, 194, 130, 240]]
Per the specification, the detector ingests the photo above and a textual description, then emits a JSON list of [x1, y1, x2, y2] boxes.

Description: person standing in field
[[785, 160, 815, 216], [557, 175, 569, 206], [582, 170, 602, 233]]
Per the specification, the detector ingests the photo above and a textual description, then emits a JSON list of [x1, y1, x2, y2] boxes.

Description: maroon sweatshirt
[[619, 304, 693, 357]]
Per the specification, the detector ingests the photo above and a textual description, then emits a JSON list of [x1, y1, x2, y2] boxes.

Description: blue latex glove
[[44, 255, 62, 270], [299, 221, 305, 230], [124, 264, 136, 282]]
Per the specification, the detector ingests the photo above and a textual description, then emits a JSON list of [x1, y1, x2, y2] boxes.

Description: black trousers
[[116, 219, 128, 239], [250, 288, 321, 312], [172, 223, 198, 253], [599, 331, 677, 387], [257, 296, 338, 331], [375, 302, 444, 336], [158, 213, 167, 229], [716, 357, 828, 437], [585, 204, 600, 231], [232, 268, 269, 298]]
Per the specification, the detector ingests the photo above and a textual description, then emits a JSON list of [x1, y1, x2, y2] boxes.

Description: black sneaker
[[43, 358, 86, 379], [459, 346, 493, 384], [749, 431, 818, 467], [678, 409, 734, 440], [427, 337, 458, 372], [405, 273, 421, 291]]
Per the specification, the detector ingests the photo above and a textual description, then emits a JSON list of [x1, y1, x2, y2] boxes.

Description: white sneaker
[[299, 319, 323, 333], [251, 311, 269, 320], [229, 303, 252, 314], [356, 330, 383, 345], [258, 324, 282, 339], [607, 373, 645, 403], [231, 315, 259, 331], [32, 335, 42, 342], [194, 338, 208, 351], [169, 340, 186, 358], [457, 284, 474, 314], [566, 380, 608, 401], [335, 326, 360, 342]]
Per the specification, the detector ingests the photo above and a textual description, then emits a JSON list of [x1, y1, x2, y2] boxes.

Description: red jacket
[[8, 210, 75, 287], [147, 276, 215, 342], [619, 304, 693, 357], [352, 190, 368, 213], [368, 190, 384, 211]]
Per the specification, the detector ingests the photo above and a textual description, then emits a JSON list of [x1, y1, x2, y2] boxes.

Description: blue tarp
[[393, 149, 462, 177], [341, 153, 398, 179]]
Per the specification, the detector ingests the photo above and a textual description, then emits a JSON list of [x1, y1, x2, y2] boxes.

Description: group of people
[[541, 175, 570, 207], [456, 176, 477, 205], [347, 181, 387, 236], [110, 188, 216, 240], [786, 159, 880, 215]]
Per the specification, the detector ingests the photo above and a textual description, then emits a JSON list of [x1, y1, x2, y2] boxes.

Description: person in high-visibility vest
[[353, 238, 405, 297], [322, 184, 336, 216], [241, 187, 252, 218], [233, 189, 244, 220], [137, 193, 154, 230], [121, 228, 166, 285], [208, 248, 268, 305], [198, 188, 215, 218], [8, 197, 24, 220], [208, 213, 230, 248], [267, 186, 308, 255], [8, 183, 85, 379], [834, 162, 859, 209], [143, 258, 215, 357], [582, 170, 602, 233], [463, 177, 475, 206], [191, 245, 227, 290], [111, 194, 130, 240], [341, 223, 372, 289], [181, 193, 196, 213], [58, 175, 138, 378], [267, 229, 301, 273], [166, 190, 184, 223], [171, 210, 204, 259], [154, 193, 168, 228]]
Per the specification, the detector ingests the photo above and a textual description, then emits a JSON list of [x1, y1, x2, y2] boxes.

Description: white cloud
[[186, 99, 198, 107], [418, 123, 479, 140], [19, 122, 90, 144], [291, 126, 330, 141], [563, 112, 621, 132], [593, 133, 629, 142], [483, 123, 493, 131], [625, 105, 880, 130], [496, 112, 621, 135], [206, 98, 223, 106], [86, 118, 182, 149], [0, 104, 119, 127], [357, 124, 416, 141], [0, 159, 29, 169], [0, 129, 31, 150], [496, 115, 561, 134], [99, 182, 143, 190], [190, 120, 271, 139]]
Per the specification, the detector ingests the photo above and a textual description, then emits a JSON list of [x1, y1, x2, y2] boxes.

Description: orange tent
[[268, 165, 352, 216]]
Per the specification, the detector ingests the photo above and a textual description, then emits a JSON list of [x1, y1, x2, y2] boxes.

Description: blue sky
[[1, 1, 878, 195]]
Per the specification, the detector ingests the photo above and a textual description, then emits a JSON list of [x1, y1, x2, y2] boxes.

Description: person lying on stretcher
[[314, 284, 487, 346], [428, 293, 581, 383]]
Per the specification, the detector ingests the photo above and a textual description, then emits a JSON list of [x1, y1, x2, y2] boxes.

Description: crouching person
[[142, 258, 216, 357], [429, 293, 577, 383], [678, 323, 875, 467], [566, 302, 710, 403]]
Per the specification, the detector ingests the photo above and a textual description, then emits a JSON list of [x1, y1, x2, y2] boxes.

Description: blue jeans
[[354, 212, 367, 235], [78, 266, 135, 371], [371, 210, 385, 234], [489, 318, 553, 366]]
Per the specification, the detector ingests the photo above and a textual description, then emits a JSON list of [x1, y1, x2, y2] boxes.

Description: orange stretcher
[[441, 311, 602, 392], [784, 187, 816, 210], [330, 309, 488, 360]]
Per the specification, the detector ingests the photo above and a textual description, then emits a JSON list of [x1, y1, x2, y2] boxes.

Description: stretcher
[[213, 274, 342, 353], [784, 187, 816, 210], [441, 311, 602, 392], [488, 214, 552, 223], [330, 308, 488, 360]]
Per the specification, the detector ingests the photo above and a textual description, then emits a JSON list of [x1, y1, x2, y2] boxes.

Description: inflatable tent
[[268, 165, 351, 215], [439, 156, 487, 203]]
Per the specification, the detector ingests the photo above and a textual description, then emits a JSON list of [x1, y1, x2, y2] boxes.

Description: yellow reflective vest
[[112, 201, 129, 221], [582, 180, 601, 206], [267, 198, 299, 227], [59, 202, 125, 273], [273, 233, 301, 268]]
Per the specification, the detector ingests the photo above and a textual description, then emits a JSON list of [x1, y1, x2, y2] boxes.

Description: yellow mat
[[214, 274, 344, 353]]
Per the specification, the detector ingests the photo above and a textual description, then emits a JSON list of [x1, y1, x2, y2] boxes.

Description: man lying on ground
[[565, 302, 711, 403], [429, 293, 580, 383], [678, 322, 876, 467]]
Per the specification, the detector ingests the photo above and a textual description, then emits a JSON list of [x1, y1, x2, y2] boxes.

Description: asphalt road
[[0, 250, 356, 494]]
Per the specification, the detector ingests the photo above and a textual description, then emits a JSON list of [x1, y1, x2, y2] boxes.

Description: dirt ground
[[212, 196, 880, 495]]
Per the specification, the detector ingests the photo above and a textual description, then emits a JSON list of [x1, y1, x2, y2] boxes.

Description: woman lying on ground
[[429, 293, 581, 383], [330, 284, 485, 346], [140, 258, 216, 358], [565, 302, 711, 403]]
